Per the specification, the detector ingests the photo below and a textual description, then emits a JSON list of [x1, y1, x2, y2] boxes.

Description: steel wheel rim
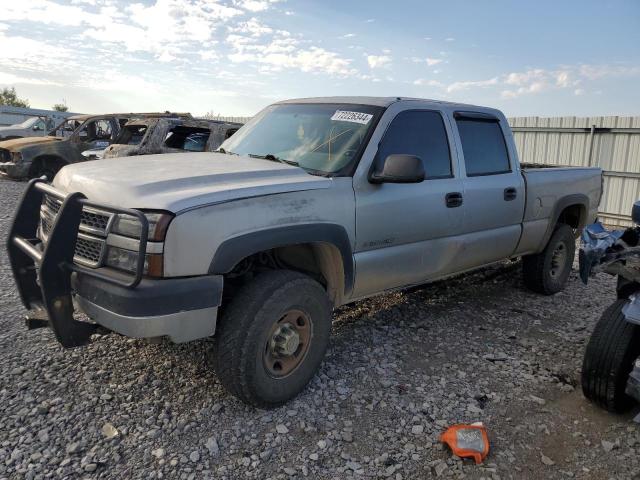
[[550, 242, 567, 277], [264, 309, 312, 378]]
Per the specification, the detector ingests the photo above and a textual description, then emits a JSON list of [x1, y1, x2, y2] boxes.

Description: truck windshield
[[220, 103, 383, 174], [50, 118, 83, 137]]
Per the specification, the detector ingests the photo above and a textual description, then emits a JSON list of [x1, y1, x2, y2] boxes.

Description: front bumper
[[0, 160, 29, 179], [73, 273, 222, 342], [7, 179, 222, 347]]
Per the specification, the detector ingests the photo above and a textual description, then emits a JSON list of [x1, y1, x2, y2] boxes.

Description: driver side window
[[81, 119, 112, 141], [377, 110, 452, 179]]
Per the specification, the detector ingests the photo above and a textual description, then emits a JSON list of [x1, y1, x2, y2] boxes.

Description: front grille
[[40, 193, 111, 268], [44, 195, 111, 234], [74, 236, 104, 266]]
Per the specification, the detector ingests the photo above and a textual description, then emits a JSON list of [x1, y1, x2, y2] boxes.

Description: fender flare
[[209, 224, 355, 296], [539, 193, 589, 250]]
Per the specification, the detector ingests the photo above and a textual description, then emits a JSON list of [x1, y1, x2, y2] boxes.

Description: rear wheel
[[212, 270, 332, 408], [523, 223, 575, 295], [582, 299, 640, 412]]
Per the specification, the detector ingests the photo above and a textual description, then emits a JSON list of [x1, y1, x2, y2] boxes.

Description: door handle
[[445, 192, 463, 208], [504, 187, 517, 201]]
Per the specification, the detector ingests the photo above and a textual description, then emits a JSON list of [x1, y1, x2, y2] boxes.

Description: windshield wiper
[[215, 147, 238, 155], [248, 153, 299, 167]]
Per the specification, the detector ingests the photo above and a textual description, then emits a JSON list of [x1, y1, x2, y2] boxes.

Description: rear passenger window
[[456, 118, 510, 176], [377, 110, 452, 179]]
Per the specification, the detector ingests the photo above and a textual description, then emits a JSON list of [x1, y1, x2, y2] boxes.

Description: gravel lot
[[1, 177, 639, 480]]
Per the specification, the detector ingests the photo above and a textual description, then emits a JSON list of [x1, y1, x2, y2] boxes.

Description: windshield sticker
[[331, 110, 373, 125]]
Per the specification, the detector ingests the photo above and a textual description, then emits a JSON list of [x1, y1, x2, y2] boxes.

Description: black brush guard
[[7, 179, 149, 348]]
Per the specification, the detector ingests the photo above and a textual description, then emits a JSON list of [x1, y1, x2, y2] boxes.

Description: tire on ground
[[30, 157, 66, 181], [581, 299, 640, 412], [522, 223, 575, 295], [212, 269, 332, 408]]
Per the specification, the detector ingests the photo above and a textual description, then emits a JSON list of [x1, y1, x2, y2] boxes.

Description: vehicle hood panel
[[0, 136, 61, 150], [53, 152, 332, 212]]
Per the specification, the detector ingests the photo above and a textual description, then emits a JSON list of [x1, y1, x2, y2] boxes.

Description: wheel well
[[28, 155, 67, 176], [223, 242, 346, 307], [557, 203, 586, 231]]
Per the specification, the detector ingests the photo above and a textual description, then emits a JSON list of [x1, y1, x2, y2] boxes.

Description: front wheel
[[212, 270, 332, 408], [522, 223, 575, 295], [582, 299, 640, 412], [30, 158, 66, 181]]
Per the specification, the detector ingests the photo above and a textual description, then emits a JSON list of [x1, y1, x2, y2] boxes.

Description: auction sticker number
[[331, 110, 373, 125]]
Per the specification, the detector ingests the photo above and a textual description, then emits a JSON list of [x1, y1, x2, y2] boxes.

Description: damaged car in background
[[102, 116, 242, 159], [580, 204, 640, 413], [0, 112, 189, 180]]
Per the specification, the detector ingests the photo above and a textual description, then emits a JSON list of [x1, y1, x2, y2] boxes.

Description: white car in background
[[0, 116, 52, 140]]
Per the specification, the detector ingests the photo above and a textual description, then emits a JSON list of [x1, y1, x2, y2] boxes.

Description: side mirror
[[32, 125, 41, 131], [632, 200, 640, 224], [370, 154, 425, 184]]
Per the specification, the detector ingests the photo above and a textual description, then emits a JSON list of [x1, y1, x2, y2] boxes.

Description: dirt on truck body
[[103, 117, 243, 159]]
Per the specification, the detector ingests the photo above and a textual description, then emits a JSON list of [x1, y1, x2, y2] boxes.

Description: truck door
[[451, 112, 525, 270], [74, 119, 114, 153], [352, 108, 466, 298]]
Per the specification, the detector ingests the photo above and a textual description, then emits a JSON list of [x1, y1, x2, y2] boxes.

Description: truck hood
[[53, 152, 332, 212], [0, 136, 62, 150]]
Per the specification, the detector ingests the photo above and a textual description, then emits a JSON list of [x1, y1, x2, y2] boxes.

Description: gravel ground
[[1, 176, 640, 480]]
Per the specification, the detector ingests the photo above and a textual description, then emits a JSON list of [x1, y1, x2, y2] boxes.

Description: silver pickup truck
[[7, 97, 603, 407]]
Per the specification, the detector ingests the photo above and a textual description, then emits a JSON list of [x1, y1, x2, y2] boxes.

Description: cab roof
[[67, 112, 192, 122], [275, 96, 492, 110]]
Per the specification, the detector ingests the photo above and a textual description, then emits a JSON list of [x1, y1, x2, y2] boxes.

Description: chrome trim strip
[[106, 233, 164, 254]]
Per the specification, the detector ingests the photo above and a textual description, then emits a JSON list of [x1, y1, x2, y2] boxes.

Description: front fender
[[209, 224, 355, 296]]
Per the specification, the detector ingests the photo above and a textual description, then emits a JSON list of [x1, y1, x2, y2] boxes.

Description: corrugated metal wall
[[508, 116, 640, 226], [203, 115, 252, 124], [0, 105, 77, 127]]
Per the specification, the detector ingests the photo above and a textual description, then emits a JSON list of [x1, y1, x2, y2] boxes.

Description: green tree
[[52, 102, 68, 112], [0, 87, 30, 108]]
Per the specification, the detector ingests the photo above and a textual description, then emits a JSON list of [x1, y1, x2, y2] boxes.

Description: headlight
[[111, 211, 173, 241], [105, 246, 164, 277], [105, 211, 172, 277], [11, 152, 22, 163]]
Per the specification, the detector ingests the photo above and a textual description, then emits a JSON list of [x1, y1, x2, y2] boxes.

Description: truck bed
[[516, 164, 602, 254]]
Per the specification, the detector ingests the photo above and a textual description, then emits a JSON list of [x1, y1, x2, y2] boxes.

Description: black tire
[[30, 157, 66, 181], [212, 270, 332, 408], [522, 223, 575, 295], [581, 299, 640, 412]]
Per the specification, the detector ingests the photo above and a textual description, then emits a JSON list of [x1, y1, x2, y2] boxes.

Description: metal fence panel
[[509, 116, 640, 227]]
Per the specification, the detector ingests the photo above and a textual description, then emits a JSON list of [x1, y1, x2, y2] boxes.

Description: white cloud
[[232, 17, 274, 36], [413, 78, 444, 87], [556, 71, 571, 87], [409, 56, 443, 67], [367, 55, 391, 69], [447, 77, 498, 93], [445, 37, 455, 42], [234, 0, 271, 12], [574, 88, 585, 96]]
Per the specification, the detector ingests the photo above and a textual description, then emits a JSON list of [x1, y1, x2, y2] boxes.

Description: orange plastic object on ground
[[439, 422, 490, 464]]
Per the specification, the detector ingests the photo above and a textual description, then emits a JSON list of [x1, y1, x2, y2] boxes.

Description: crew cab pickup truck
[[7, 97, 603, 407]]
